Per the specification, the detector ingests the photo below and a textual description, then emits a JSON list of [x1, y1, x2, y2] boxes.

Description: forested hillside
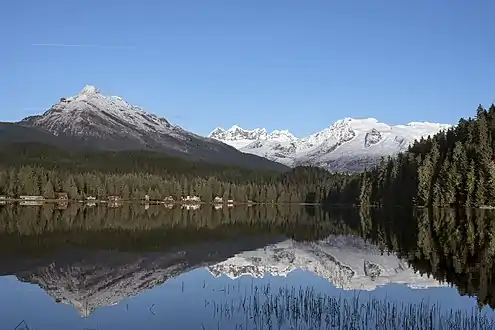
[[0, 142, 351, 203], [358, 104, 495, 207]]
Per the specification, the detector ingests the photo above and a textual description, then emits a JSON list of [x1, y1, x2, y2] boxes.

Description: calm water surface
[[0, 204, 494, 329]]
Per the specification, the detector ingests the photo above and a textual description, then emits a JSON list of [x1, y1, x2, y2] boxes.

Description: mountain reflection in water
[[0, 204, 494, 329]]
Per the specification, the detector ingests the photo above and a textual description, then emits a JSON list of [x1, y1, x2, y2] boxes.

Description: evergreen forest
[[0, 144, 351, 203], [358, 104, 495, 207]]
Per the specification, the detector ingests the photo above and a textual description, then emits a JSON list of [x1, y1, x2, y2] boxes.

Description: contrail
[[31, 43, 135, 49]]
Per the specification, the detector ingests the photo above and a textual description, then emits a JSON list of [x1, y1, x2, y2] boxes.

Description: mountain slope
[[0, 122, 86, 148], [209, 118, 450, 172], [19, 86, 288, 172], [2, 235, 283, 317], [208, 235, 444, 291]]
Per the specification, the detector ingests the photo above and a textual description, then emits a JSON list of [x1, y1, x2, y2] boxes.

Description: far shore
[[1, 199, 494, 209], [0, 198, 323, 206]]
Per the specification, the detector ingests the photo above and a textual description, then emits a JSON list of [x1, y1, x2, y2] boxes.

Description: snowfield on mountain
[[208, 235, 444, 291], [210, 118, 451, 172]]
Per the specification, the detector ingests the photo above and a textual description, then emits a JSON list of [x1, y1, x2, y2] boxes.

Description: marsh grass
[[206, 283, 495, 330]]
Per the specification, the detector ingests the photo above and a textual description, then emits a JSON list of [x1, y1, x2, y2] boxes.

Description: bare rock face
[[364, 128, 382, 148]]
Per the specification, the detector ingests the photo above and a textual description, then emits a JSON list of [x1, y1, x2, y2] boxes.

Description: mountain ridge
[[209, 118, 451, 172], [207, 235, 444, 291]]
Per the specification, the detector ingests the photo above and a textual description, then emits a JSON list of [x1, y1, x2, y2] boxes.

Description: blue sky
[[2, 0, 495, 137]]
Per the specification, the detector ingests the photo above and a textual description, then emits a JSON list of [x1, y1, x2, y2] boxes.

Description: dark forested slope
[[0, 120, 289, 172], [0, 142, 350, 203], [357, 104, 495, 207]]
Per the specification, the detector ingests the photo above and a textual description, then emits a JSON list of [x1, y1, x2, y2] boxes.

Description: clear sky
[[2, 0, 495, 137]]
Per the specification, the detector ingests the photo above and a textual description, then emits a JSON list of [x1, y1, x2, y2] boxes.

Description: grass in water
[[205, 283, 495, 330]]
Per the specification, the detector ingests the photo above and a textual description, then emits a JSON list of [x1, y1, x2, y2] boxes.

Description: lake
[[0, 204, 494, 329]]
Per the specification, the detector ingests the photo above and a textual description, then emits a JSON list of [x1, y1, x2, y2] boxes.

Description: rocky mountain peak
[[209, 125, 297, 149], [78, 85, 100, 96], [209, 125, 268, 148], [21, 86, 176, 138], [268, 130, 297, 141], [209, 127, 224, 136]]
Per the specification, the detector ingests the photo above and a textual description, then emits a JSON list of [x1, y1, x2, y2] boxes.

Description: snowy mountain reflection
[[0, 205, 494, 329]]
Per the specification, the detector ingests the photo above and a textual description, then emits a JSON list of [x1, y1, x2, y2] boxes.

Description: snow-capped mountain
[[207, 235, 444, 291], [3, 235, 282, 317], [25, 85, 177, 139], [2, 235, 443, 317], [18, 86, 288, 171], [209, 126, 297, 149], [209, 118, 451, 172], [18, 251, 184, 317]]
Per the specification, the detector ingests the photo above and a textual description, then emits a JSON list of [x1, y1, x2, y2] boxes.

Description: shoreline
[[0, 199, 323, 206]]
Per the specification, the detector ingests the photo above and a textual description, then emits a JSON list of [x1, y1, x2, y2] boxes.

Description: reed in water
[[206, 283, 495, 330]]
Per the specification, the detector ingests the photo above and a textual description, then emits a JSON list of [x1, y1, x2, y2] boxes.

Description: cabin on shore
[[0, 196, 6, 204], [56, 192, 68, 201], [144, 195, 150, 202], [86, 196, 96, 201], [107, 195, 122, 202], [20, 200, 44, 206], [19, 195, 45, 201], [164, 196, 175, 203], [213, 196, 223, 204], [181, 195, 201, 203]]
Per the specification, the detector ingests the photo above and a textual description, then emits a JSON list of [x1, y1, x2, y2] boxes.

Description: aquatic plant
[[206, 283, 495, 330]]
